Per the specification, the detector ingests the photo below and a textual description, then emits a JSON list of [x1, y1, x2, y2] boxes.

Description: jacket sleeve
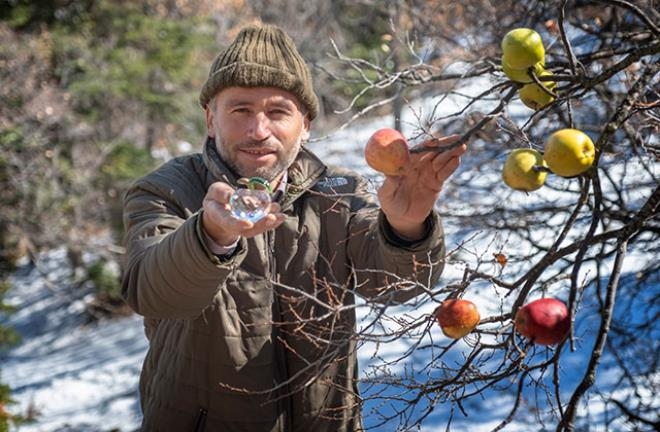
[[121, 178, 247, 320], [346, 176, 446, 304]]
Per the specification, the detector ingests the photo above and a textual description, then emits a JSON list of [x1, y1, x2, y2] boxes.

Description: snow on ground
[[2, 248, 146, 432]]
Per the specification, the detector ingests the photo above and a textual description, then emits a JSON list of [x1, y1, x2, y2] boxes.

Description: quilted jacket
[[121, 138, 446, 431]]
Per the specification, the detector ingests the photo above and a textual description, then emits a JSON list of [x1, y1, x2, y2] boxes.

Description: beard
[[216, 137, 302, 183]]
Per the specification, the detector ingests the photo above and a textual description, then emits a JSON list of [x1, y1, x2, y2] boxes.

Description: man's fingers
[[435, 154, 462, 183], [424, 134, 462, 148], [378, 174, 402, 199], [410, 135, 465, 163], [411, 134, 462, 153], [407, 141, 466, 183], [431, 143, 467, 171], [267, 202, 282, 214], [239, 212, 286, 237], [206, 182, 235, 205], [206, 202, 251, 229]]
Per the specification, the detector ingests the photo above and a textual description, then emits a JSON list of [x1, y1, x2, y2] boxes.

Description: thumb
[[377, 175, 402, 201]]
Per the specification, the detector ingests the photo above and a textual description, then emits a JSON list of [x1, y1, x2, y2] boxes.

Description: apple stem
[[530, 72, 558, 98], [533, 165, 553, 173]]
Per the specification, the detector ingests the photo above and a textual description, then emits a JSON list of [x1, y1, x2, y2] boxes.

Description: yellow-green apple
[[502, 148, 548, 191], [519, 70, 557, 110], [501, 28, 545, 70], [543, 128, 596, 177], [364, 128, 410, 176], [435, 298, 481, 339], [502, 57, 545, 83], [514, 298, 570, 346]]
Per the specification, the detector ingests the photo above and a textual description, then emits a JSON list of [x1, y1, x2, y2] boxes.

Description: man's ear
[[205, 105, 216, 138], [301, 116, 311, 142]]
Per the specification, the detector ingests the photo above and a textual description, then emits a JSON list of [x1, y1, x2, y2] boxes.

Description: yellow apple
[[543, 128, 596, 177], [519, 71, 557, 110], [502, 148, 548, 191], [501, 28, 545, 70], [502, 56, 545, 83]]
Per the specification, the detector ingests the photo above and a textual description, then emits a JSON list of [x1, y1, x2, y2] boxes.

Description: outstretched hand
[[202, 182, 286, 247], [377, 134, 467, 239]]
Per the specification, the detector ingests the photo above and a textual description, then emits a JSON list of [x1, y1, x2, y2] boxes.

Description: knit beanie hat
[[199, 24, 320, 120]]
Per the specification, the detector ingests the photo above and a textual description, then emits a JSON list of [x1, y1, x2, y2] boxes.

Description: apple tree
[[314, 0, 658, 430]]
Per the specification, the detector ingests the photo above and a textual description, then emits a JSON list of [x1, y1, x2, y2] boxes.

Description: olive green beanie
[[199, 24, 319, 120]]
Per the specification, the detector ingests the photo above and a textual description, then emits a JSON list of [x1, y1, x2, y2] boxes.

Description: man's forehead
[[219, 87, 302, 106]]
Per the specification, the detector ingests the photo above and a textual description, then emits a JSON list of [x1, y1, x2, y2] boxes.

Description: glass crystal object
[[229, 177, 273, 222]]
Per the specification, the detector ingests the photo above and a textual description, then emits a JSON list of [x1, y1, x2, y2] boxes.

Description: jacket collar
[[201, 137, 327, 207]]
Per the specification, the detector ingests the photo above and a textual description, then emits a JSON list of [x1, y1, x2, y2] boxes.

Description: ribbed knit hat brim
[[199, 25, 319, 120]]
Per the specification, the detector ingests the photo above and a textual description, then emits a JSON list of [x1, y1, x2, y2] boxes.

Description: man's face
[[205, 86, 311, 182]]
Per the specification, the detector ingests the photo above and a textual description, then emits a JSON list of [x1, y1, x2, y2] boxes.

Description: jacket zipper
[[193, 408, 207, 432], [267, 230, 292, 432]]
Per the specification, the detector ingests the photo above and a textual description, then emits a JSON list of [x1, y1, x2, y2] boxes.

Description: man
[[122, 24, 466, 432]]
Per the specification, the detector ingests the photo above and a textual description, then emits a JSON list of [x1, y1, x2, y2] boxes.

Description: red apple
[[514, 298, 570, 346], [364, 128, 410, 176], [435, 298, 481, 339]]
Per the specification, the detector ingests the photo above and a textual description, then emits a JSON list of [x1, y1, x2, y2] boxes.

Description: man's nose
[[248, 112, 271, 141]]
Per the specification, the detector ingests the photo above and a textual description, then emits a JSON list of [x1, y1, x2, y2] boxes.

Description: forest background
[[1, 0, 658, 431]]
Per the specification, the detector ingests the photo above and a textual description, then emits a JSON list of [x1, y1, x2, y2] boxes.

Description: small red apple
[[514, 298, 570, 346], [434, 298, 481, 339], [364, 128, 410, 176]]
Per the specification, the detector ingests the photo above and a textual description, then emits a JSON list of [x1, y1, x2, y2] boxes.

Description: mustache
[[236, 140, 280, 152]]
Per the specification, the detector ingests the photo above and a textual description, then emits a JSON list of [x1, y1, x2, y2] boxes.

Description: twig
[[559, 0, 580, 76], [596, 0, 660, 37], [557, 238, 627, 432], [409, 84, 519, 153]]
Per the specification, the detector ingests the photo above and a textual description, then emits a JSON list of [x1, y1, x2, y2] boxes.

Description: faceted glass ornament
[[229, 188, 271, 222]]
